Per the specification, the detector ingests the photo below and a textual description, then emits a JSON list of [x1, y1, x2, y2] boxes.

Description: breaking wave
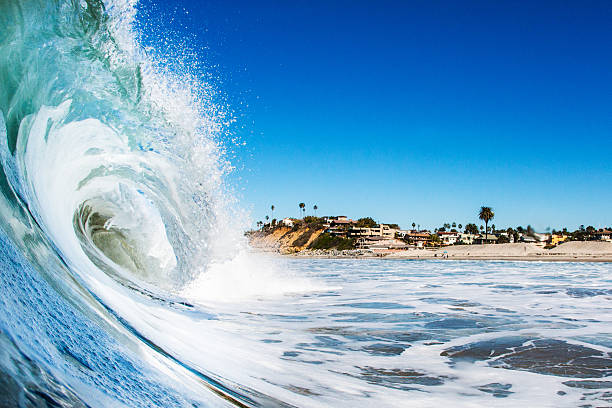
[[0, 0, 290, 406]]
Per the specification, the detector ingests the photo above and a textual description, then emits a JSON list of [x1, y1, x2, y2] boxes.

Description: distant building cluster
[[280, 216, 611, 251], [322, 216, 502, 250]]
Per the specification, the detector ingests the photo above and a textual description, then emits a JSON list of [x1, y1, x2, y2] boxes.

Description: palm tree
[[299, 202, 305, 218], [271, 205, 275, 219], [265, 215, 269, 224], [478, 206, 495, 241], [313, 204, 318, 216], [412, 222, 416, 230], [458, 224, 463, 231]]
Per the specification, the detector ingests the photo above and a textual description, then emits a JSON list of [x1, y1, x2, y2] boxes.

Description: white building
[[437, 231, 460, 245], [349, 224, 397, 239], [281, 218, 295, 227], [458, 233, 478, 245]]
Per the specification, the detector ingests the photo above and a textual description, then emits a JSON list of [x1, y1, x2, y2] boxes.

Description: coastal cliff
[[247, 225, 326, 254]]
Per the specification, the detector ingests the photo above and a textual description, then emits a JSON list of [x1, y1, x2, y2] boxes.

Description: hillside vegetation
[[247, 217, 356, 253]]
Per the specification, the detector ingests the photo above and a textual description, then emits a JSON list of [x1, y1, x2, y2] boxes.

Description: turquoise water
[[0, 1, 611, 407]]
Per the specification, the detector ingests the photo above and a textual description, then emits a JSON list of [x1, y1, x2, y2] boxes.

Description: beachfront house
[[550, 234, 568, 246], [520, 233, 549, 246], [330, 218, 354, 227], [437, 231, 460, 245], [281, 218, 295, 227], [323, 216, 355, 237], [325, 226, 349, 237], [474, 235, 498, 245], [594, 229, 612, 241], [458, 233, 478, 245], [324, 216, 353, 225], [349, 224, 397, 239], [402, 231, 431, 248]]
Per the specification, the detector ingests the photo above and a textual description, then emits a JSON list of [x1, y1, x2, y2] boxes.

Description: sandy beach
[[283, 241, 612, 262]]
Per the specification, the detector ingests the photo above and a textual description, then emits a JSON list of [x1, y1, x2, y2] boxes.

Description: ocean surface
[[0, 1, 611, 407]]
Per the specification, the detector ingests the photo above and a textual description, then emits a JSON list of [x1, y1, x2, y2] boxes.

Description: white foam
[[182, 252, 331, 303]]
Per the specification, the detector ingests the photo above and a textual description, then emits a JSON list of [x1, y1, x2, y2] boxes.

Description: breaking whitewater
[[0, 1, 610, 407]]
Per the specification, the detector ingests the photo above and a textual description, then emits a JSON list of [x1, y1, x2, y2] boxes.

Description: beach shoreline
[[286, 253, 612, 262], [250, 240, 612, 263]]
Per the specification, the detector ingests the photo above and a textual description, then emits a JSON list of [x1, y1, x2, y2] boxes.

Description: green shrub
[[309, 233, 356, 250], [497, 235, 510, 244], [356, 217, 377, 228], [303, 216, 326, 228]]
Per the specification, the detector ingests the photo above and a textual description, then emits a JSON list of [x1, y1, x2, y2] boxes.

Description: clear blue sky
[[136, 0, 611, 231]]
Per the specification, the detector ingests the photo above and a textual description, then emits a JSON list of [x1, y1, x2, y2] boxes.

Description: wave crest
[[0, 0, 238, 291]]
